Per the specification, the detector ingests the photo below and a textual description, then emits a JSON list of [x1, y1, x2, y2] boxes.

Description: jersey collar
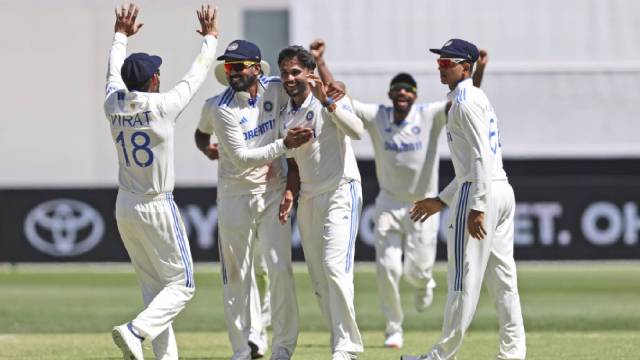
[[447, 78, 473, 102], [286, 92, 315, 115]]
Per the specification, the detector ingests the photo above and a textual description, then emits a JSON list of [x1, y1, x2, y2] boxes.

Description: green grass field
[[1, 262, 639, 359]]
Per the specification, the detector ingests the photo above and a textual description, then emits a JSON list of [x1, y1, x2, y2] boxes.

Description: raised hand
[[477, 49, 488, 67], [409, 197, 445, 223], [115, 3, 143, 37], [306, 74, 328, 104], [326, 81, 346, 102], [196, 4, 219, 38], [309, 39, 326, 61], [283, 127, 314, 149]]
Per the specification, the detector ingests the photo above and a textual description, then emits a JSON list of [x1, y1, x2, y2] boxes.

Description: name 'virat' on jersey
[[104, 33, 218, 196]]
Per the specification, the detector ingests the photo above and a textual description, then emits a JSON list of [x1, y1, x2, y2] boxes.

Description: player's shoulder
[[204, 87, 236, 110], [454, 87, 487, 110], [259, 75, 282, 85]]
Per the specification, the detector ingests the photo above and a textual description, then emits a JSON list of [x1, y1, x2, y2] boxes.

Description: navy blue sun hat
[[216, 40, 262, 62], [121, 53, 162, 90], [429, 39, 479, 62]]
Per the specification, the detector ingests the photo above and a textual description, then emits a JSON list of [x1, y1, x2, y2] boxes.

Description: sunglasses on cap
[[436, 58, 468, 69], [224, 60, 258, 73]]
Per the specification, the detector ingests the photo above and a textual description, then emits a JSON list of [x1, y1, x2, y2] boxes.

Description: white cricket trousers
[[297, 180, 364, 354], [115, 190, 195, 360], [248, 247, 271, 353], [429, 180, 526, 360], [217, 189, 299, 360], [374, 190, 438, 335]]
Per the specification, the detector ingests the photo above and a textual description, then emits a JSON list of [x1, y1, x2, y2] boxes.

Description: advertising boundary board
[[1, 159, 639, 262]]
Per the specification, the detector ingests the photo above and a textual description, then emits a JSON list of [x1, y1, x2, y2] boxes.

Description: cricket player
[[276, 46, 364, 360], [309, 39, 487, 349], [402, 39, 526, 360], [105, 4, 218, 360], [197, 55, 276, 359], [196, 40, 314, 360]]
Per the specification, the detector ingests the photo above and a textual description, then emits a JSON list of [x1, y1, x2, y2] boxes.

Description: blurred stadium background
[[1, 0, 639, 359]]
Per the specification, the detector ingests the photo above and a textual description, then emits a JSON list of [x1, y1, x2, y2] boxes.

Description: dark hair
[[125, 77, 153, 92], [277, 45, 316, 70]]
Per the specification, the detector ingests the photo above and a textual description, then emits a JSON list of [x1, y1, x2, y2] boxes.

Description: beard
[[229, 73, 257, 92]]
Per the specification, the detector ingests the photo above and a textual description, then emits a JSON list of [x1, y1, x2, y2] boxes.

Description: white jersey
[[280, 93, 362, 198], [352, 100, 447, 202], [439, 78, 508, 212], [198, 76, 289, 196], [104, 32, 217, 195]]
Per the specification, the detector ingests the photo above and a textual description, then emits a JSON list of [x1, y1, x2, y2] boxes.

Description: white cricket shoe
[[332, 351, 357, 360], [384, 331, 404, 348], [415, 287, 434, 312], [269, 347, 291, 360], [112, 323, 144, 360]]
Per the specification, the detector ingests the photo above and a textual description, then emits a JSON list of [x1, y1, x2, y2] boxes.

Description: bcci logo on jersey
[[24, 199, 105, 257]]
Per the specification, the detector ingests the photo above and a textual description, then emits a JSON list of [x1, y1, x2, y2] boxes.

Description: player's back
[[105, 90, 176, 195]]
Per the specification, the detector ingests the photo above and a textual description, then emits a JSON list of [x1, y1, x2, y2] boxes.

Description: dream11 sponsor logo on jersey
[[23, 199, 105, 257]]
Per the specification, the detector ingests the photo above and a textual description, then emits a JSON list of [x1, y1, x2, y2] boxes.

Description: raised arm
[[308, 74, 364, 140], [472, 49, 488, 88], [158, 5, 219, 119], [106, 3, 143, 96], [309, 39, 340, 87]]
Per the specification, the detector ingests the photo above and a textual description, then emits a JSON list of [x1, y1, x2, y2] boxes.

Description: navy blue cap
[[121, 53, 162, 89], [429, 39, 479, 62], [217, 40, 261, 62]]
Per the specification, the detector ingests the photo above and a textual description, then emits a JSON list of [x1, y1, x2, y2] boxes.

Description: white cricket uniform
[[280, 93, 364, 354], [426, 78, 526, 360], [104, 32, 217, 360], [352, 100, 446, 336], [198, 76, 299, 360]]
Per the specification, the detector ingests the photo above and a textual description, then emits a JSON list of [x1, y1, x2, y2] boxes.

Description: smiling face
[[279, 56, 311, 98], [225, 61, 260, 92], [388, 86, 416, 113]]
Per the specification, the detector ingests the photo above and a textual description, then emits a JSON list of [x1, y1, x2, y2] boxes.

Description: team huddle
[[104, 3, 526, 360]]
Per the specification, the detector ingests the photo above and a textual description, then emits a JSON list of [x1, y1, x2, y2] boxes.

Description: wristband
[[322, 96, 335, 108]]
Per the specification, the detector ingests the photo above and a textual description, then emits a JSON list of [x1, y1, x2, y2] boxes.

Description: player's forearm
[[329, 106, 364, 140], [469, 156, 489, 212], [316, 58, 338, 87], [162, 36, 218, 114], [438, 178, 458, 206], [285, 160, 301, 197], [472, 63, 486, 88], [105, 32, 128, 95]]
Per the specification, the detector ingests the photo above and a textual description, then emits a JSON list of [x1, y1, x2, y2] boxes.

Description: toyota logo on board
[[23, 199, 105, 257]]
